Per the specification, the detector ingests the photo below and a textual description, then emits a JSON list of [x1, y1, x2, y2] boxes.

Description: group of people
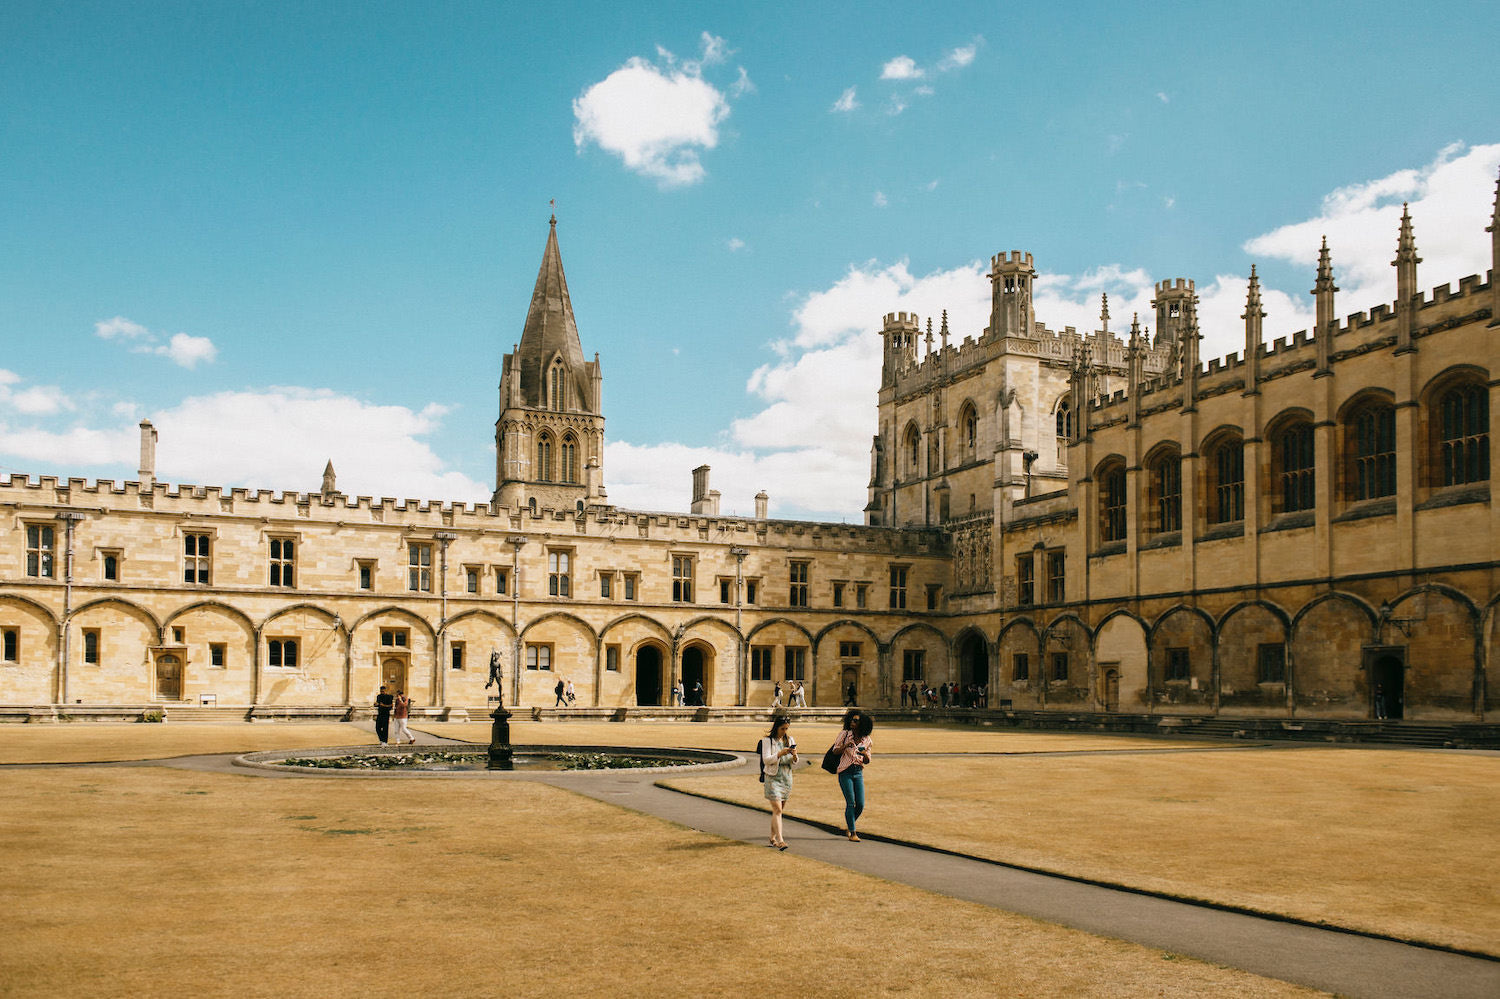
[[372, 684, 416, 746], [671, 679, 707, 706], [900, 680, 987, 709], [758, 708, 874, 850], [553, 678, 577, 706], [770, 679, 808, 708]]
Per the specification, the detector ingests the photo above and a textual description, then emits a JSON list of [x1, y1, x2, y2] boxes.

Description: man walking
[[373, 685, 394, 745]]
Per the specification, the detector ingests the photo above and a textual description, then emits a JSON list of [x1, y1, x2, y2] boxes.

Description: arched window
[[960, 402, 978, 458], [1438, 383, 1488, 486], [1148, 449, 1182, 534], [536, 431, 554, 482], [560, 433, 578, 484], [1055, 399, 1072, 439], [1274, 420, 1315, 513], [1099, 462, 1127, 543], [903, 424, 921, 479], [1208, 434, 1244, 525], [549, 360, 564, 411], [1348, 402, 1395, 501]]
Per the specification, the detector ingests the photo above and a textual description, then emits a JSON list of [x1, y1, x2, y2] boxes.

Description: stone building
[[2, 181, 1497, 721]]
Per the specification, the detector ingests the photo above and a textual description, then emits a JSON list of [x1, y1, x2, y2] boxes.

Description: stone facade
[[3, 184, 1498, 720]]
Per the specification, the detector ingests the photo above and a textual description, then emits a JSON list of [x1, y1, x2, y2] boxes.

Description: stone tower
[[493, 216, 606, 511], [988, 251, 1036, 338]]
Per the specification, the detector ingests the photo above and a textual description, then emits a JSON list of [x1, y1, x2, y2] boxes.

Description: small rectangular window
[[1012, 652, 1029, 681], [789, 561, 809, 607], [600, 572, 613, 599], [745, 579, 758, 605], [719, 578, 732, 604], [926, 584, 941, 611], [25, 524, 56, 579], [451, 642, 465, 671], [2, 628, 17, 663], [465, 568, 479, 594], [889, 566, 908, 610], [495, 568, 509, 595], [606, 645, 621, 672], [358, 561, 374, 591], [902, 649, 924, 682], [101, 552, 120, 581], [381, 629, 409, 648], [623, 573, 637, 601], [1257, 644, 1286, 684], [1166, 647, 1190, 682], [408, 543, 433, 593], [1051, 652, 1069, 681], [839, 641, 861, 658], [269, 537, 296, 588], [783, 647, 807, 681], [672, 555, 694, 603], [210, 643, 226, 669], [1017, 554, 1035, 606], [549, 550, 572, 598], [83, 629, 100, 665], [268, 638, 298, 669], [832, 581, 845, 608], [172, 627, 185, 644], [526, 643, 552, 671], [750, 646, 772, 681], [855, 584, 867, 609], [1046, 551, 1065, 603]]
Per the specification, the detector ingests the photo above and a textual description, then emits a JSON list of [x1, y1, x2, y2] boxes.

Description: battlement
[[882, 311, 922, 332], [1153, 278, 1196, 297], [990, 250, 1035, 271]]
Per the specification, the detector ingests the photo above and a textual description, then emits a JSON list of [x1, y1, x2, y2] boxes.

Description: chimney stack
[[137, 420, 158, 487]]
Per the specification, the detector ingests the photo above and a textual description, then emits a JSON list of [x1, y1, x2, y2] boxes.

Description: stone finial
[[1489, 169, 1500, 328], [1314, 236, 1339, 374], [925, 317, 934, 356], [1393, 204, 1421, 352], [321, 460, 337, 496], [939, 310, 949, 350], [1099, 292, 1110, 335]]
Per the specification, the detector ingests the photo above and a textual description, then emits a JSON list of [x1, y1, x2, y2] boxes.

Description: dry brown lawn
[[1, 765, 1323, 998], [0, 722, 376, 764], [666, 747, 1500, 956]]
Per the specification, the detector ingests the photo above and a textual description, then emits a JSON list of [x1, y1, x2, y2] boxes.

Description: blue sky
[[2, 1, 1497, 520]]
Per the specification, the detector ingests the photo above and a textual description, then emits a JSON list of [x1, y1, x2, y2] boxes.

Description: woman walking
[[759, 714, 798, 850], [831, 708, 873, 841]]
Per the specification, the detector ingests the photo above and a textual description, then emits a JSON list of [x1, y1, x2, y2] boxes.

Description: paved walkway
[[106, 725, 1500, 999]]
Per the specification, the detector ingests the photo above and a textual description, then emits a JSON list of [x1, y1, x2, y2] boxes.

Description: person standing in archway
[[692, 680, 704, 706]]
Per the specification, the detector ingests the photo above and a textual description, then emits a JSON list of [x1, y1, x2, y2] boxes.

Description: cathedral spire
[[1099, 292, 1110, 335], [1392, 203, 1421, 353], [1242, 265, 1264, 394], [1313, 236, 1338, 375]]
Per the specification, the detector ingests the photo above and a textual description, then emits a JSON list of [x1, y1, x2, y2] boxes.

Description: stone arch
[[816, 621, 884, 708], [1382, 584, 1480, 718], [1149, 605, 1215, 708], [1094, 610, 1148, 711], [679, 615, 744, 645], [746, 617, 814, 647], [680, 617, 743, 707], [0, 594, 60, 702], [441, 610, 516, 707], [997, 617, 1041, 703], [1291, 591, 1375, 717], [161, 600, 258, 706], [70, 596, 161, 637], [600, 612, 674, 645], [164, 599, 254, 634], [949, 625, 990, 693], [1040, 614, 1091, 704], [812, 618, 883, 650], [889, 621, 949, 701], [631, 637, 669, 706], [518, 611, 599, 644], [518, 612, 597, 706], [678, 638, 716, 706], [258, 603, 350, 707], [1217, 600, 1291, 711], [1483, 594, 1500, 718]]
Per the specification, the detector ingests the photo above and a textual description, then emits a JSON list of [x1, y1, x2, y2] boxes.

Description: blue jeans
[[837, 767, 865, 834]]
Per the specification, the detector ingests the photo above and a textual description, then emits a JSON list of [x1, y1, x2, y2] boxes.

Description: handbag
[[821, 735, 842, 774]]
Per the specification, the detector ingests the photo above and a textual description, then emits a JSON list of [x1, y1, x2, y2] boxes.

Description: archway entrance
[[958, 633, 988, 691], [841, 667, 858, 705], [1369, 650, 1405, 720], [154, 652, 182, 700], [681, 646, 708, 705], [635, 645, 663, 706]]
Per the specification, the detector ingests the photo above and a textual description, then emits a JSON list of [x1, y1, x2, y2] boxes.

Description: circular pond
[[236, 744, 740, 776]]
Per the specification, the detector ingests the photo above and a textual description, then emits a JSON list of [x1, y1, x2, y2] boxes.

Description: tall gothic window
[[549, 360, 564, 411], [1151, 452, 1182, 534], [1438, 383, 1488, 486], [961, 402, 977, 458], [1055, 399, 1072, 439], [1350, 403, 1395, 501], [903, 424, 920, 479], [1277, 422, 1315, 513], [1100, 463, 1127, 543], [560, 433, 578, 484], [536, 432, 554, 482], [1209, 436, 1244, 525]]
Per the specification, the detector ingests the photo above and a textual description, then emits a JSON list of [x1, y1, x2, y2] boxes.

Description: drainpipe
[[731, 546, 748, 705], [55, 512, 86, 704], [434, 531, 457, 707], [510, 537, 527, 706]]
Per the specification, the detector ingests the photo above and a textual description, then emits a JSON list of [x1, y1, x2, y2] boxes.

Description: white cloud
[[0, 387, 489, 501], [726, 237, 746, 252], [95, 316, 151, 340], [156, 332, 218, 368], [0, 369, 19, 386], [873, 191, 888, 208], [728, 66, 755, 98], [922, 179, 939, 192], [880, 55, 923, 80], [93, 315, 219, 368], [831, 86, 859, 113], [572, 36, 743, 188], [1243, 141, 1500, 332], [0, 371, 76, 417], [1156, 91, 1169, 103], [937, 43, 978, 71], [888, 97, 908, 116]]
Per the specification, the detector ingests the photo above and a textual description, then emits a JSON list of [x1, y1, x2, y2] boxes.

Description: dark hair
[[768, 714, 791, 739], [841, 709, 874, 739]]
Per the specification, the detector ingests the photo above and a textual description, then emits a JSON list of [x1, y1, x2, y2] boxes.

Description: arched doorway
[[154, 653, 181, 700], [1371, 652, 1405, 720], [681, 645, 708, 705], [958, 633, 988, 691], [635, 645, 663, 706], [841, 666, 858, 705]]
